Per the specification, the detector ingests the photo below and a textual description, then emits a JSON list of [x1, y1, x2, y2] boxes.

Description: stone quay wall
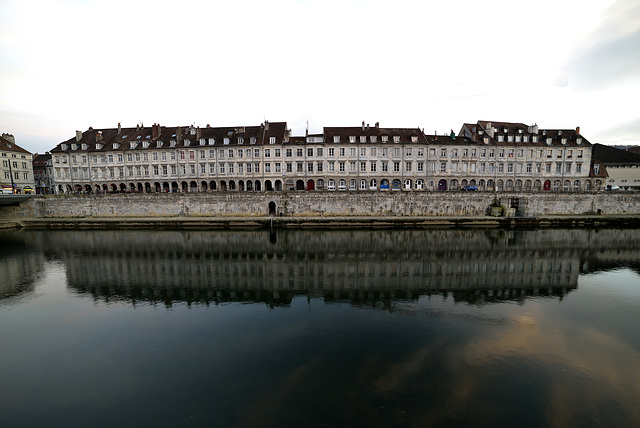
[[2, 192, 639, 219]]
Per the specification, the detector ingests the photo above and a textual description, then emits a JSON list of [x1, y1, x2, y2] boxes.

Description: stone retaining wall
[[2, 192, 639, 219]]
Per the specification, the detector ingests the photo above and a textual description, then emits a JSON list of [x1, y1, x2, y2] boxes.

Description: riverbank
[[2, 214, 640, 230]]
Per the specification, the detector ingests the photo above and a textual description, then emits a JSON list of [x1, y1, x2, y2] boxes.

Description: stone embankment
[[1, 192, 639, 230]]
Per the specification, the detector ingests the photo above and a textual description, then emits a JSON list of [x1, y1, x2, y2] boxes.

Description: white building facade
[[49, 120, 597, 194]]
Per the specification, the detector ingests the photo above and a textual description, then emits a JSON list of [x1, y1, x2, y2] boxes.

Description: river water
[[1, 228, 639, 428]]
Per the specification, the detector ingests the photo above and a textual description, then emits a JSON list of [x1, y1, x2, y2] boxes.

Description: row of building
[[3, 120, 640, 194]]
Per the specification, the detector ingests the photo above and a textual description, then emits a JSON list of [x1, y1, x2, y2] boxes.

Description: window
[[339, 148, 345, 157], [566, 163, 572, 173], [316, 148, 323, 156], [297, 162, 303, 172], [498, 164, 504, 173], [307, 163, 313, 172], [360, 162, 366, 172], [576, 164, 582, 173], [208, 164, 214, 174], [499, 149, 505, 158], [393, 136, 400, 143], [237, 137, 244, 145], [223, 138, 230, 145], [360, 136, 366, 143], [393, 162, 400, 172], [405, 161, 412, 172], [349, 136, 356, 143], [452, 149, 458, 157], [254, 149, 259, 157], [287, 163, 293, 173], [265, 163, 271, 173], [526, 163, 532, 173], [317, 162, 323, 172], [286, 149, 292, 157], [275, 149, 281, 157], [441, 149, 447, 157], [228, 149, 234, 158], [264, 149, 271, 158], [405, 148, 412, 157], [417, 162, 423, 172], [507, 163, 513, 173], [275, 163, 281, 172], [593, 164, 600, 174], [307, 148, 313, 157], [297, 148, 303, 157], [269, 137, 276, 144], [440, 163, 446, 172], [370, 162, 377, 172], [333, 136, 340, 143], [382, 162, 388, 172], [349, 161, 356, 172], [350, 147, 356, 156], [556, 163, 562, 173], [339, 162, 345, 172], [328, 162, 335, 172], [328, 148, 334, 157], [360, 147, 366, 157]]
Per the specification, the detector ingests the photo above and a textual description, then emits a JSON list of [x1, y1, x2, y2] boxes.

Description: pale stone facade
[[48, 120, 597, 195], [1, 133, 35, 194]]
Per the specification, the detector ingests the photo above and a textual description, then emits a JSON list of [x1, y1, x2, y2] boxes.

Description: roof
[[592, 143, 640, 165], [460, 120, 591, 148], [51, 122, 288, 153], [0, 135, 31, 154], [323, 125, 427, 144]]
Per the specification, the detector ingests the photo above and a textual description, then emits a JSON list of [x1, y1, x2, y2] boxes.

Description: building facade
[[48, 120, 598, 194], [1, 133, 34, 194], [33, 153, 56, 194]]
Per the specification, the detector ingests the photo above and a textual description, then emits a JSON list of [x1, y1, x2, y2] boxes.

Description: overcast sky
[[1, 0, 638, 154]]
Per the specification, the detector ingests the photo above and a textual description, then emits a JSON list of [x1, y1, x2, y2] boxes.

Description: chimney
[[118, 122, 122, 135], [151, 123, 158, 139], [265, 120, 269, 131], [2, 133, 15, 144], [375, 122, 379, 129], [576, 126, 580, 135], [196, 126, 201, 140], [177, 126, 182, 143], [206, 124, 210, 128], [362, 121, 365, 132], [76, 130, 82, 141]]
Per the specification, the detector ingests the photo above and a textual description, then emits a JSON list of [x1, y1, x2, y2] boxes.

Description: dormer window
[[96, 143, 103, 150], [209, 138, 215, 145], [411, 136, 418, 143], [156, 141, 163, 147], [498, 135, 504, 142], [130, 142, 138, 149], [184, 139, 191, 146], [71, 144, 78, 150], [546, 138, 552, 145], [113, 143, 120, 149], [333, 136, 340, 143], [370, 136, 377, 143], [223, 138, 230, 145], [382, 136, 388, 143], [143, 142, 150, 148], [483, 137, 489, 144], [523, 135, 528, 143], [393, 136, 400, 143], [507, 135, 514, 142], [81, 144, 88, 150], [532, 136, 538, 143], [576, 138, 582, 145], [561, 138, 567, 145], [136, 135, 141, 140], [360, 136, 366, 143], [170, 140, 176, 147], [199, 138, 206, 146], [269, 137, 276, 144], [250, 137, 256, 144], [238, 137, 244, 145], [61, 144, 68, 150], [349, 136, 356, 143]]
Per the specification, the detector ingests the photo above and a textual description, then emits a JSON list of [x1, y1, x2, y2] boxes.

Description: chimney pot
[[76, 130, 82, 141], [576, 126, 580, 135]]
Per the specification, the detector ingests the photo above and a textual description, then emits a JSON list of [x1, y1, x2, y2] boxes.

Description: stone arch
[[296, 180, 305, 191], [268, 201, 276, 216], [265, 180, 274, 191], [274, 180, 282, 191]]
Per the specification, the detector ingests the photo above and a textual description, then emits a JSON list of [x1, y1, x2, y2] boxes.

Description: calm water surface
[[1, 228, 639, 428]]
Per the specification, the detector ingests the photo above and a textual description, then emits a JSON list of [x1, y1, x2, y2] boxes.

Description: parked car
[[606, 185, 621, 191], [462, 185, 478, 191]]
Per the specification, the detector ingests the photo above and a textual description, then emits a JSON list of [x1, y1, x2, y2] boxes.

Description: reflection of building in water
[[12, 229, 606, 307], [0, 234, 45, 299], [14, 228, 640, 307]]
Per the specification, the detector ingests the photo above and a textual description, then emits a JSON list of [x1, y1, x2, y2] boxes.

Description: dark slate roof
[[460, 120, 591, 148], [592, 143, 640, 165], [51, 122, 287, 153], [323, 125, 426, 144]]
